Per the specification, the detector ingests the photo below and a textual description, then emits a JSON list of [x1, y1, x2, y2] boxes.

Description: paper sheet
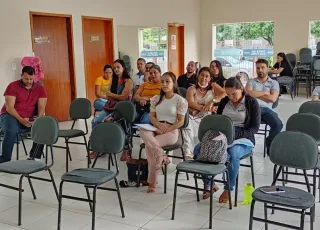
[[134, 124, 157, 131]]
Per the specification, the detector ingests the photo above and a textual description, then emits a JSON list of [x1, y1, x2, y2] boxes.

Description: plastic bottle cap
[[247, 183, 252, 186]]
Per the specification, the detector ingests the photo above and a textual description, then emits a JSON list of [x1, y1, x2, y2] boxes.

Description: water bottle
[[242, 183, 255, 205]]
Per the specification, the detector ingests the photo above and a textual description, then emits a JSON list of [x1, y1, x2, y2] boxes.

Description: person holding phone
[[0, 66, 47, 163]]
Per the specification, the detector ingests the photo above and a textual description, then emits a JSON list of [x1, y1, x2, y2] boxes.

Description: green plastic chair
[[249, 131, 318, 230], [57, 122, 126, 230], [53, 98, 91, 172], [0, 116, 59, 226]]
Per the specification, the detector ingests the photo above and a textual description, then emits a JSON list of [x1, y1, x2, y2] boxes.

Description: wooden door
[[168, 24, 185, 77], [31, 14, 75, 121], [82, 17, 114, 104]]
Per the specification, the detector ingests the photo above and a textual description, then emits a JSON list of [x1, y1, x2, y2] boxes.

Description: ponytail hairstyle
[[225, 76, 246, 96], [156, 72, 178, 106]]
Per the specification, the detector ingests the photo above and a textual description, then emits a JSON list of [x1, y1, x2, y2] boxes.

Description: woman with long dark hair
[[182, 67, 223, 159], [210, 60, 227, 88], [269, 52, 293, 77], [92, 59, 133, 128], [139, 72, 188, 193]]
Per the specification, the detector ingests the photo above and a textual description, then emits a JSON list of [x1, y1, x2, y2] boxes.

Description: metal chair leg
[[180, 147, 189, 180], [234, 175, 239, 207], [248, 199, 255, 230], [91, 186, 97, 230], [136, 148, 143, 188], [299, 210, 306, 230], [27, 176, 37, 200], [164, 163, 167, 194], [85, 186, 93, 212], [263, 126, 267, 157], [21, 138, 28, 156], [18, 175, 24, 226], [114, 177, 125, 218], [250, 156, 255, 188], [57, 181, 64, 230], [65, 140, 70, 172], [209, 177, 214, 229], [194, 174, 200, 202], [226, 170, 232, 210], [171, 171, 179, 220], [83, 136, 90, 168], [264, 203, 268, 230], [48, 169, 59, 200]]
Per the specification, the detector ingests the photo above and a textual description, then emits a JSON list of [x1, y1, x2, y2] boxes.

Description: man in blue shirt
[[246, 59, 283, 155], [133, 58, 146, 90]]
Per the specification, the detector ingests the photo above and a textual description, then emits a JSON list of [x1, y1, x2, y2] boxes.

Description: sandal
[[89, 151, 97, 159], [162, 156, 170, 166], [120, 150, 130, 161], [218, 190, 230, 203], [203, 185, 219, 200]]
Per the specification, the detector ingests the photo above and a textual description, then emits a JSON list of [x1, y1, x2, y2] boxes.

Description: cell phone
[[260, 187, 285, 194], [29, 116, 37, 122]]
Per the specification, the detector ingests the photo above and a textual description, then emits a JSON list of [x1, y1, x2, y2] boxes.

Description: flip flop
[[203, 185, 219, 200], [218, 190, 230, 203]]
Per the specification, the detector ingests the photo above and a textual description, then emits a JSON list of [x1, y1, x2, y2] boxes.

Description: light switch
[[11, 63, 17, 71]]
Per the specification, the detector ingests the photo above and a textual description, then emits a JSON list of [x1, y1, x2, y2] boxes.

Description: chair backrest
[[198, 114, 234, 145], [181, 110, 189, 129], [286, 53, 296, 67], [300, 54, 312, 65], [69, 98, 92, 120], [299, 48, 312, 58], [178, 87, 187, 98], [31, 116, 59, 145], [90, 122, 125, 154], [113, 101, 136, 123], [286, 113, 320, 143], [270, 131, 318, 170], [272, 97, 279, 109], [313, 59, 320, 71], [299, 101, 320, 117]]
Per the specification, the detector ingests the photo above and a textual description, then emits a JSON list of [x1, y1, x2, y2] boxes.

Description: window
[[213, 22, 274, 83], [309, 20, 320, 56], [139, 27, 168, 72]]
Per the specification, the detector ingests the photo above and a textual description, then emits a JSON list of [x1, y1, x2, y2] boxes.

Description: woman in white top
[[183, 67, 224, 159], [139, 72, 188, 193]]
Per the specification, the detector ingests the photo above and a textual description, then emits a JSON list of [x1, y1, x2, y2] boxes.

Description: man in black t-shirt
[[177, 61, 196, 89]]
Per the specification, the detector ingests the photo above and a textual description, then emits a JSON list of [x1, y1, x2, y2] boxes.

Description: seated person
[[133, 65, 162, 124], [139, 72, 188, 193], [246, 59, 283, 155], [92, 59, 133, 128], [210, 60, 227, 88], [312, 86, 320, 101], [93, 64, 113, 111], [145, 62, 155, 72], [133, 58, 146, 91], [0, 66, 47, 163], [182, 67, 222, 159], [269, 52, 293, 77], [143, 71, 150, 83], [177, 61, 197, 89], [195, 77, 260, 201]]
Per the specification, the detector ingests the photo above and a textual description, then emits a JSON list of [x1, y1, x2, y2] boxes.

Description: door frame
[[168, 23, 185, 76], [81, 16, 114, 100], [29, 11, 77, 100]]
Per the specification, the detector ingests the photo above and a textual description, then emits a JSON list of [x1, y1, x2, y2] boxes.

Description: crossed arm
[[245, 85, 278, 103]]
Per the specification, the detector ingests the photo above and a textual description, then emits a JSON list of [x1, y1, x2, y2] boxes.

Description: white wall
[[200, 0, 320, 65], [117, 25, 140, 75], [0, 0, 200, 105]]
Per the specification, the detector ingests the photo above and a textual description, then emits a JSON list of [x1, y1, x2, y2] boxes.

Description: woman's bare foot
[[203, 185, 219, 200], [120, 150, 130, 161], [89, 151, 97, 159], [147, 183, 156, 193], [218, 190, 230, 203]]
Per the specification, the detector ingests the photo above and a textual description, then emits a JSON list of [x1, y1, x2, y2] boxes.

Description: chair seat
[[61, 168, 115, 185], [0, 160, 47, 174], [59, 129, 84, 138], [176, 160, 227, 175], [253, 186, 315, 210], [140, 138, 183, 151]]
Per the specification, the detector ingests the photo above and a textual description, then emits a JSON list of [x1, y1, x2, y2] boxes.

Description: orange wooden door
[[82, 17, 114, 104], [168, 24, 185, 77], [32, 15, 74, 121]]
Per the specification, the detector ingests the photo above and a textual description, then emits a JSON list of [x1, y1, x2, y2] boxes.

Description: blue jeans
[[93, 98, 107, 111], [261, 107, 283, 152], [135, 112, 150, 124], [0, 113, 43, 163], [92, 110, 110, 129], [193, 143, 253, 191]]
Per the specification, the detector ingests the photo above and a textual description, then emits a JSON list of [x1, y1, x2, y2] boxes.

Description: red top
[[1, 80, 47, 118]]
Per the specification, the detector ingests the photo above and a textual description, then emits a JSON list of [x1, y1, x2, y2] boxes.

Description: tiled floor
[[0, 94, 318, 230]]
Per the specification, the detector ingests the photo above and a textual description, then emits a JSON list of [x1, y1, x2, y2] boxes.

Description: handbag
[[126, 157, 148, 185], [103, 99, 118, 112]]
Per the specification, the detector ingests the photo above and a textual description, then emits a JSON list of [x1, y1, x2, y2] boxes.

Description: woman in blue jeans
[[195, 76, 261, 202]]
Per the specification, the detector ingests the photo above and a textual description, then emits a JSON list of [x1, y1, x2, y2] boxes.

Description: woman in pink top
[[139, 72, 188, 193]]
